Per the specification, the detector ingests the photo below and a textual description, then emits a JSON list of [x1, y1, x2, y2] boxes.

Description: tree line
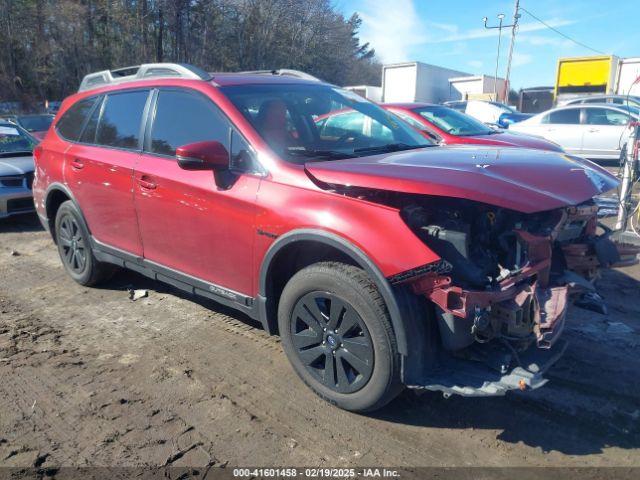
[[0, 0, 382, 110]]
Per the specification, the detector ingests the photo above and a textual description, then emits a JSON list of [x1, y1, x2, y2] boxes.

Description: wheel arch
[[258, 229, 409, 355], [44, 183, 85, 243]]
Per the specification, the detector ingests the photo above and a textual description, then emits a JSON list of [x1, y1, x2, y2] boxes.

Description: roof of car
[[210, 73, 326, 87]]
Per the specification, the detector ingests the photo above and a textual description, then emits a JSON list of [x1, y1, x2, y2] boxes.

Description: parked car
[[465, 100, 532, 128], [0, 122, 37, 218], [1, 114, 55, 140], [34, 63, 635, 412], [509, 104, 640, 160], [383, 103, 563, 152], [560, 94, 640, 109]]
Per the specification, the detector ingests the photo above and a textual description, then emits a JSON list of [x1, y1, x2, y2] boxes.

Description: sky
[[335, 0, 640, 89]]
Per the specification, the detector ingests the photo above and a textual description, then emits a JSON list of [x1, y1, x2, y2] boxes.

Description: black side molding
[[91, 238, 258, 320]]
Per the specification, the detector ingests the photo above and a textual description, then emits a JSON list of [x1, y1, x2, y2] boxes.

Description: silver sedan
[[0, 122, 37, 219], [509, 104, 640, 160]]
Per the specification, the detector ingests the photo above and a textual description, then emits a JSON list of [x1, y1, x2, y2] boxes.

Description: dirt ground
[[1, 213, 639, 471]]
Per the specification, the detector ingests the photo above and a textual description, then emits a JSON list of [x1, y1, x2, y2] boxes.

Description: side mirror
[[176, 141, 229, 170]]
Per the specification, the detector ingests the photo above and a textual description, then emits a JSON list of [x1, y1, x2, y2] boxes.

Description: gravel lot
[[1, 213, 639, 470]]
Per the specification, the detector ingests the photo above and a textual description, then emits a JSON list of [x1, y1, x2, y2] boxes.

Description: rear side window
[[96, 91, 149, 149], [79, 97, 104, 144], [149, 90, 230, 156], [56, 97, 98, 141], [545, 108, 580, 124]]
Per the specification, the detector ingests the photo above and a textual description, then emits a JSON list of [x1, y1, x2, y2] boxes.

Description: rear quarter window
[[56, 97, 99, 141]]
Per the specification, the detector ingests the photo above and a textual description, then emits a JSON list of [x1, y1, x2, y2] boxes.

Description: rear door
[[581, 107, 630, 159], [64, 89, 150, 255], [133, 88, 261, 295], [537, 108, 583, 155]]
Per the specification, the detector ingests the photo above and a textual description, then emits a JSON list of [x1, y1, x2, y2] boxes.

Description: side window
[[585, 108, 629, 126], [56, 97, 98, 141], [79, 96, 104, 144], [96, 91, 149, 149], [547, 108, 581, 124], [150, 90, 230, 156]]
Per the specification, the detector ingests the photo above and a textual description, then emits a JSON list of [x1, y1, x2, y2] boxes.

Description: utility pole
[[503, 0, 521, 103], [483, 14, 506, 101]]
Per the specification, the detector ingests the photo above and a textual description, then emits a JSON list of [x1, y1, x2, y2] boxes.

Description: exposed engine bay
[[396, 196, 638, 356]]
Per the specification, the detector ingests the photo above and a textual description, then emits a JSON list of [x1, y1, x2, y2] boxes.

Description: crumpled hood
[[0, 154, 34, 176], [305, 146, 618, 213]]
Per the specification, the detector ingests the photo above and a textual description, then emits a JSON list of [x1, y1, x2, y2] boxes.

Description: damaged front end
[[395, 197, 640, 396]]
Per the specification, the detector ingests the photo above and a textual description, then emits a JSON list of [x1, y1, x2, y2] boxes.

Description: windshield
[[220, 84, 432, 162], [414, 106, 494, 136], [17, 114, 53, 132], [0, 124, 36, 154]]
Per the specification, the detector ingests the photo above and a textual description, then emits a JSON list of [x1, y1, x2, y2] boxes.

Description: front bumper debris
[[407, 338, 568, 397]]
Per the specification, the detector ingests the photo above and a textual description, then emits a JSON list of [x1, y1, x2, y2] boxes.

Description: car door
[[536, 108, 583, 155], [133, 88, 261, 295], [581, 107, 630, 159], [64, 90, 150, 255]]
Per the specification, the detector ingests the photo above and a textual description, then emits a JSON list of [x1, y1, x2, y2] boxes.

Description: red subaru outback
[[33, 64, 636, 412]]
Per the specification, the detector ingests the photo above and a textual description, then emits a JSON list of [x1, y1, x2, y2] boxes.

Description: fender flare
[[258, 229, 409, 355], [43, 182, 88, 238]]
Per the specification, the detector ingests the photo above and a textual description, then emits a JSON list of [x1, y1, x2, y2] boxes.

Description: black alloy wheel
[[57, 214, 87, 274], [290, 291, 374, 394]]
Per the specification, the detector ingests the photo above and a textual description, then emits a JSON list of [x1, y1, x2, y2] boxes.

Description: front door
[[133, 88, 260, 295], [65, 90, 150, 255]]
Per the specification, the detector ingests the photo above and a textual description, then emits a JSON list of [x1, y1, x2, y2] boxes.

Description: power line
[[519, 6, 609, 56]]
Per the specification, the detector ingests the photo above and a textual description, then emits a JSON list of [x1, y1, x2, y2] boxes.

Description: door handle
[[138, 177, 157, 190], [588, 128, 599, 133], [71, 158, 84, 170]]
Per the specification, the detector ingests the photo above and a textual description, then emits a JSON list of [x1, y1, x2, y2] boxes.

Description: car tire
[[54, 200, 115, 286], [278, 262, 403, 412]]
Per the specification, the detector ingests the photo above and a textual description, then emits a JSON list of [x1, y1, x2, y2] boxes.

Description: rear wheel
[[54, 200, 115, 286], [278, 262, 402, 412]]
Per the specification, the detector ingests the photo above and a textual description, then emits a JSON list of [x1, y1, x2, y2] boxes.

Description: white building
[[448, 75, 507, 102], [382, 62, 471, 104], [344, 85, 383, 102]]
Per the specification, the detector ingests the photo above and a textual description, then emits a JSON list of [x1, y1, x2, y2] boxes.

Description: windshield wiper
[[353, 143, 432, 154], [287, 149, 357, 160]]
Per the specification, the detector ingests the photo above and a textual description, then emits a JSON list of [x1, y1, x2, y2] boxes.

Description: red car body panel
[[304, 146, 618, 214], [134, 153, 261, 294], [65, 143, 143, 255], [384, 103, 562, 152]]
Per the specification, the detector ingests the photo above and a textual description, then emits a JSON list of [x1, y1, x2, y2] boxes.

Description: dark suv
[[33, 63, 636, 412]]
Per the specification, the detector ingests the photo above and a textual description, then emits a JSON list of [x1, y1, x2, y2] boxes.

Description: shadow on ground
[[0, 212, 44, 234]]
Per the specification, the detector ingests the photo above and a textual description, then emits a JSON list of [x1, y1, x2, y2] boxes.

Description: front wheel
[[278, 262, 402, 412]]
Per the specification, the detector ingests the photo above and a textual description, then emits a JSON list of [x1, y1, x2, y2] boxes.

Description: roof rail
[[237, 69, 322, 82], [78, 63, 212, 92]]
